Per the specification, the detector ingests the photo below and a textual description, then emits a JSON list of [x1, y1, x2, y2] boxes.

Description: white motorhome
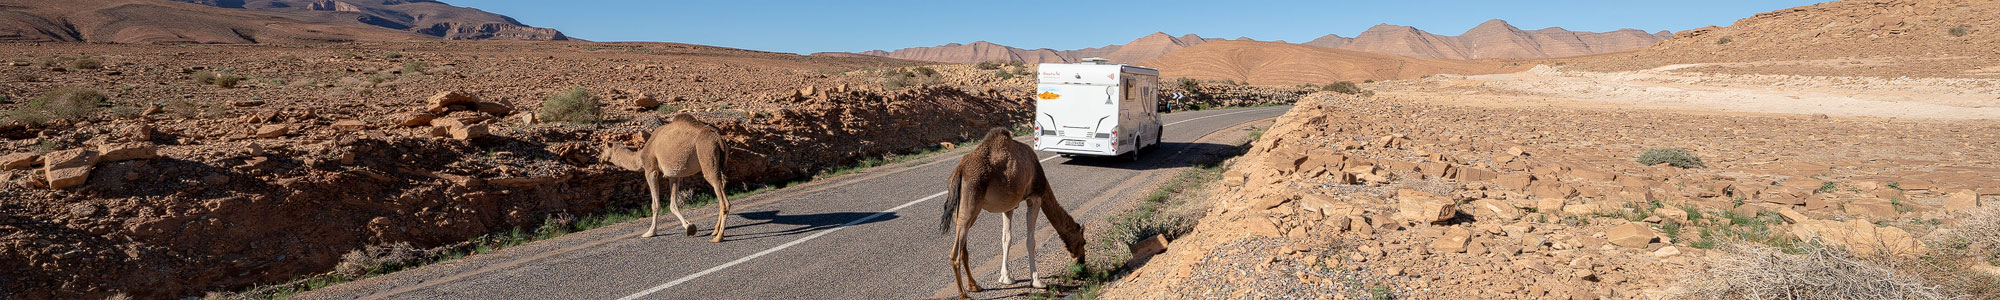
[[1031, 58, 1162, 158]]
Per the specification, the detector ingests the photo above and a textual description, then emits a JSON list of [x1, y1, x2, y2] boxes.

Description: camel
[[599, 114, 733, 242], [940, 128, 1086, 299]]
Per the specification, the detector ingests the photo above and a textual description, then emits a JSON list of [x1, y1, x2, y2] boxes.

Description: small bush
[[192, 70, 246, 88], [995, 70, 1014, 79], [1717, 37, 1734, 45], [70, 57, 101, 70], [12, 87, 106, 123], [384, 53, 403, 59], [913, 66, 938, 77], [883, 75, 915, 89], [402, 61, 429, 74], [539, 87, 602, 123], [1949, 26, 1970, 37], [1675, 244, 1944, 299], [334, 242, 429, 277], [13, 73, 37, 82], [1321, 81, 1364, 95], [975, 61, 1001, 70], [1637, 148, 1705, 168]]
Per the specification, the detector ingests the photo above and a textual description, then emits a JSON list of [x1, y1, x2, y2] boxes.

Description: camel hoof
[[968, 285, 984, 292], [1031, 279, 1047, 289], [995, 276, 1013, 286], [640, 230, 656, 238], [710, 235, 723, 243], [684, 224, 697, 236]]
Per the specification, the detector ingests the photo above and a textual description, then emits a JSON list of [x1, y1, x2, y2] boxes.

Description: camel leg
[[1025, 198, 1047, 288], [958, 211, 984, 293], [669, 180, 694, 236], [642, 171, 661, 238], [996, 209, 1014, 286], [949, 212, 981, 298], [707, 173, 730, 243]]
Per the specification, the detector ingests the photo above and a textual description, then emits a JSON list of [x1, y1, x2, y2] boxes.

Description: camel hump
[[983, 127, 1009, 141], [669, 114, 700, 124]]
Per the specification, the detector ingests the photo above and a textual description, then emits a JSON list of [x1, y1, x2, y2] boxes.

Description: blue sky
[[449, 0, 1826, 54]]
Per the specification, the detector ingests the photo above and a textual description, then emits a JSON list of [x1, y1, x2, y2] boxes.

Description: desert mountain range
[[0, 0, 568, 44], [859, 19, 1671, 64], [1141, 40, 1532, 85]]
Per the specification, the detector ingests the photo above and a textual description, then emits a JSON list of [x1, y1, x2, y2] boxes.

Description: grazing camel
[[940, 128, 1086, 298], [599, 114, 733, 242]]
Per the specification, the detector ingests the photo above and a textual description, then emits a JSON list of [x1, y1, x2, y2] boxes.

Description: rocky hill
[[1305, 19, 1671, 60], [856, 32, 1218, 65], [0, 0, 568, 44], [1567, 0, 2000, 78], [860, 19, 1669, 64], [1140, 40, 1529, 85]]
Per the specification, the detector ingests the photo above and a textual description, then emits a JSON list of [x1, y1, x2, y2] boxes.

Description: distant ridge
[[0, 0, 569, 44], [857, 19, 1671, 63]]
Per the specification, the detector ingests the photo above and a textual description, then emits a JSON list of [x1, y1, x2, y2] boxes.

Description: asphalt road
[[299, 105, 1292, 300]]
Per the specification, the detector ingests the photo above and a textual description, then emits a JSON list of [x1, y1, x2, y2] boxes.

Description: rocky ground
[[1103, 65, 2000, 298], [0, 40, 1035, 299]]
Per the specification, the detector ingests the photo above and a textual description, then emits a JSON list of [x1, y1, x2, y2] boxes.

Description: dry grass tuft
[[333, 242, 430, 278], [1675, 243, 1944, 300]]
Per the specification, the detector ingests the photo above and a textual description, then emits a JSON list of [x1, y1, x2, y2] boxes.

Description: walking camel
[[940, 128, 1087, 299], [599, 114, 733, 242]]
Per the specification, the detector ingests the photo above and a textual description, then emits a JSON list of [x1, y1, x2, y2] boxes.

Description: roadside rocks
[[2, 152, 38, 169], [255, 124, 290, 138], [1791, 219, 1927, 256], [1393, 189, 1457, 225], [1607, 223, 1657, 248], [96, 143, 158, 162], [398, 91, 513, 140], [40, 149, 101, 189]]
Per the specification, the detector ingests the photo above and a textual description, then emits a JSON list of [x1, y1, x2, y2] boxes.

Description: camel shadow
[[718, 210, 899, 241]]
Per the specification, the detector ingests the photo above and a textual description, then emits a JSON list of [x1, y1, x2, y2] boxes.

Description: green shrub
[[539, 87, 602, 123], [1637, 148, 1705, 168], [7, 87, 106, 124], [995, 70, 1014, 79], [402, 61, 429, 74], [913, 66, 937, 77], [1321, 81, 1364, 95], [974, 61, 1001, 70], [192, 70, 246, 88], [1949, 26, 1970, 37], [1716, 37, 1733, 45], [384, 53, 404, 59], [70, 57, 101, 70], [13, 74, 37, 82]]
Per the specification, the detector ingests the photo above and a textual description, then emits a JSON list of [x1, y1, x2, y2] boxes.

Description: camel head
[[598, 143, 645, 171], [1061, 224, 1087, 264]]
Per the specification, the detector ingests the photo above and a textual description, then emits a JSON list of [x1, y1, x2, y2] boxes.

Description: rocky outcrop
[[0, 0, 570, 44], [1304, 19, 1673, 60]]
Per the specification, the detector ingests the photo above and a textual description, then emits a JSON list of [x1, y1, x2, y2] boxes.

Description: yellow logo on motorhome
[[1036, 91, 1061, 100]]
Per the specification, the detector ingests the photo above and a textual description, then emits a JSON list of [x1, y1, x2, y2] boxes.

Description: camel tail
[[939, 166, 962, 235], [1034, 164, 1087, 263]]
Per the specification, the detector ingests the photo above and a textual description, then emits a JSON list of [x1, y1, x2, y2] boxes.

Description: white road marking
[[1165, 107, 1285, 127], [618, 106, 1281, 299], [619, 190, 948, 300]]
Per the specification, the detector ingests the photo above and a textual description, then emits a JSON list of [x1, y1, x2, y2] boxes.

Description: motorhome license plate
[[1061, 140, 1084, 146]]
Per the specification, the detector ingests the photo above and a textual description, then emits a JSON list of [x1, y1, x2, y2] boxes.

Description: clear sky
[[447, 0, 1827, 55]]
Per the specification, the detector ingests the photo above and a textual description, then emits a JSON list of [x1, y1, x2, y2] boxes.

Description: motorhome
[[1031, 58, 1162, 159]]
